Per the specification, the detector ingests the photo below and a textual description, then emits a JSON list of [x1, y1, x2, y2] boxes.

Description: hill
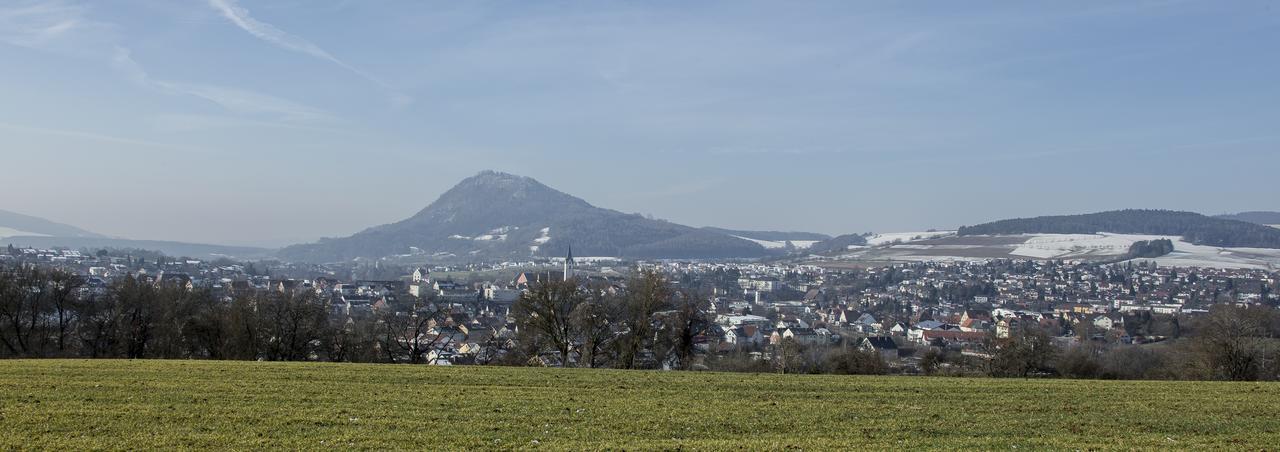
[[0, 209, 103, 239], [0, 209, 269, 259], [808, 233, 870, 253], [4, 360, 1277, 449], [1217, 211, 1280, 225], [1, 236, 271, 260], [278, 171, 769, 262], [957, 209, 1280, 249], [700, 227, 830, 242]]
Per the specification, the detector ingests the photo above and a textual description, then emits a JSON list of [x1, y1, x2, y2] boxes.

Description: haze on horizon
[[2, 0, 1277, 247]]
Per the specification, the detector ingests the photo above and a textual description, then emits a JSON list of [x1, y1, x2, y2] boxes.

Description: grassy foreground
[[1, 360, 1278, 450]]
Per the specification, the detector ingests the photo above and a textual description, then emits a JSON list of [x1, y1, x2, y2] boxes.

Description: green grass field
[[2, 360, 1278, 450]]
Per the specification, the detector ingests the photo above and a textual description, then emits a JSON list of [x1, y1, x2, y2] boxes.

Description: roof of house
[[922, 330, 987, 341], [784, 327, 817, 336], [861, 336, 898, 350]]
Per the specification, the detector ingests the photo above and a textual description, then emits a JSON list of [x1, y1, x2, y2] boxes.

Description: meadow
[[2, 360, 1278, 450]]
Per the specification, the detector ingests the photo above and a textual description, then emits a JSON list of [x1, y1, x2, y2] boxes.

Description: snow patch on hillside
[[0, 227, 49, 238], [866, 231, 953, 246], [527, 227, 553, 254], [469, 226, 517, 241], [534, 227, 552, 244], [732, 236, 818, 250]]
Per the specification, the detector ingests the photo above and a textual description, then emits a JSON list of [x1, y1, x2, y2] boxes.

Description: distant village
[[4, 241, 1277, 378]]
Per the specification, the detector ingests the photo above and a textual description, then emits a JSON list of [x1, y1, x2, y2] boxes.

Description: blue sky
[[1, 0, 1278, 246]]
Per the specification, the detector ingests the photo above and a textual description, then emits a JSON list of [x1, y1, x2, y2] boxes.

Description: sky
[[1, 0, 1278, 247]]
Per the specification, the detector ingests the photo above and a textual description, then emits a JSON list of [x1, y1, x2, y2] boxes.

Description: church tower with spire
[[563, 244, 575, 282]]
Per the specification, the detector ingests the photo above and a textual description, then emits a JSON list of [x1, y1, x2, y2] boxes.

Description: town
[[3, 243, 1277, 380], [7, 0, 1280, 447]]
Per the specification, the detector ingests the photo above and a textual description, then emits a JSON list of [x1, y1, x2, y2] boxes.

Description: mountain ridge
[[277, 171, 771, 262], [0, 209, 105, 238], [958, 209, 1280, 249], [0, 209, 270, 259], [2, 236, 271, 260], [1216, 211, 1280, 226]]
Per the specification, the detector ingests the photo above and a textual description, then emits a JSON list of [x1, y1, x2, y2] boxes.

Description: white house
[[855, 336, 899, 361]]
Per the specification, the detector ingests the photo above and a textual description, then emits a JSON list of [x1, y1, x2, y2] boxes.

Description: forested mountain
[[958, 209, 1280, 248], [278, 171, 770, 262], [1216, 211, 1280, 225], [700, 227, 831, 242]]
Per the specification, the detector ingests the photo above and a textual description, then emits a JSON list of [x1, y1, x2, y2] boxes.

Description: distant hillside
[[700, 227, 830, 242], [278, 171, 769, 262], [0, 209, 269, 259], [808, 233, 869, 254], [1216, 211, 1280, 225], [0, 209, 103, 238], [2, 236, 271, 260], [958, 209, 1280, 249]]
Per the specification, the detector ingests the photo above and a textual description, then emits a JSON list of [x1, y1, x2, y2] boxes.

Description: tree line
[[506, 270, 717, 369], [0, 265, 428, 362], [921, 306, 1280, 381]]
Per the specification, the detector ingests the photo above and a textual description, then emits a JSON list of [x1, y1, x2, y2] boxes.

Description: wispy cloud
[[207, 0, 342, 66], [113, 47, 335, 123], [207, 0, 410, 106], [146, 113, 342, 133], [0, 1, 84, 48], [0, 120, 203, 152], [706, 146, 847, 156]]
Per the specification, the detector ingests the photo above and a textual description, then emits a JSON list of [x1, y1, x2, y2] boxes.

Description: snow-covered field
[[1008, 233, 1280, 269], [865, 231, 954, 246], [1140, 242, 1280, 270], [0, 227, 48, 239], [821, 232, 1280, 270], [732, 236, 818, 250], [1010, 233, 1146, 259]]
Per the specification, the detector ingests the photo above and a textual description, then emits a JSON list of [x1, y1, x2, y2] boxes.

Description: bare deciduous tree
[[379, 300, 447, 364], [618, 270, 670, 369], [1198, 305, 1270, 381], [513, 278, 584, 366]]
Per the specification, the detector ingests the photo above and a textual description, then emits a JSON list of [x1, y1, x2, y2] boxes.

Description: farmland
[[2, 360, 1279, 449], [816, 232, 1280, 270]]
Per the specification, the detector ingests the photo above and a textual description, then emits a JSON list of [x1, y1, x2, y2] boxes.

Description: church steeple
[[564, 244, 575, 281]]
